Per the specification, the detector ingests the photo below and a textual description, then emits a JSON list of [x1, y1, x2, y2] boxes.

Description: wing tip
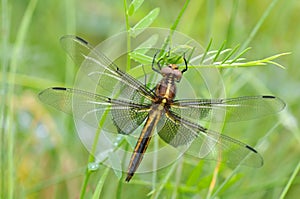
[[245, 145, 264, 167], [75, 36, 89, 45], [262, 95, 286, 111], [60, 35, 89, 46], [245, 145, 258, 153], [262, 95, 275, 99], [52, 87, 67, 91]]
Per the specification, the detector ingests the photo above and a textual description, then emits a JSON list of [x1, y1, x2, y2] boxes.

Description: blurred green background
[[1, 0, 299, 198]]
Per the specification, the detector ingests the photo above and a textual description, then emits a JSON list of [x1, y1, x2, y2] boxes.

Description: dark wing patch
[[157, 110, 263, 167]]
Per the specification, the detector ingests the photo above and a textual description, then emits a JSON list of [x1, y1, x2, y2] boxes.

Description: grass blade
[[239, 0, 280, 52], [279, 160, 300, 199], [130, 8, 160, 37], [64, 0, 76, 85], [124, 0, 131, 71], [92, 168, 110, 199], [160, 0, 191, 56], [1, 0, 10, 198], [226, 0, 239, 45], [200, 38, 213, 64], [221, 44, 240, 64], [229, 47, 251, 64], [5, 0, 39, 198], [212, 40, 226, 63], [150, 162, 178, 199]]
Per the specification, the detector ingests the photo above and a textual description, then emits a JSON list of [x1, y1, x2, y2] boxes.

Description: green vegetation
[[1, 0, 299, 198]]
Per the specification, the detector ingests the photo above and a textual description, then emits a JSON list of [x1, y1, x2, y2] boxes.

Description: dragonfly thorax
[[155, 66, 181, 103]]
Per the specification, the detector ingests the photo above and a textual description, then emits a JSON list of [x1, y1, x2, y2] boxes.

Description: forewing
[[157, 110, 263, 167], [171, 95, 285, 123], [38, 87, 149, 134], [60, 35, 157, 101]]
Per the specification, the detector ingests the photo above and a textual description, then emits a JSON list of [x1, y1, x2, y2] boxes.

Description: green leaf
[[130, 8, 160, 37], [186, 161, 204, 186], [212, 40, 226, 63], [200, 38, 213, 64], [195, 51, 290, 69], [92, 167, 110, 199], [128, 0, 144, 16], [221, 44, 240, 64], [230, 47, 251, 64]]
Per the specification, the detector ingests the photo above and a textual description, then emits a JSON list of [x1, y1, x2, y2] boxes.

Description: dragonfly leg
[[181, 53, 188, 74], [152, 51, 161, 73]]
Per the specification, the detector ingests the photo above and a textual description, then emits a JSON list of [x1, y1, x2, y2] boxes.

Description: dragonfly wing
[[38, 87, 149, 134], [60, 35, 156, 101], [157, 110, 263, 167], [157, 112, 197, 147], [171, 95, 285, 123]]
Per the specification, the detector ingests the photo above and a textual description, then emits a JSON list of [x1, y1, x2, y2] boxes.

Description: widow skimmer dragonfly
[[39, 35, 285, 182]]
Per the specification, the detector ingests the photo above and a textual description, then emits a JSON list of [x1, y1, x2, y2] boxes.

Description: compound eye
[[174, 70, 182, 81], [161, 67, 173, 76]]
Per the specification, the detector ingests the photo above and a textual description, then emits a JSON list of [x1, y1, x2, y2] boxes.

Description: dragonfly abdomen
[[125, 103, 164, 182]]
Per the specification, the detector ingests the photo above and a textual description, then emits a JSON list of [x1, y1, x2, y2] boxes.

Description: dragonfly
[[39, 35, 286, 182]]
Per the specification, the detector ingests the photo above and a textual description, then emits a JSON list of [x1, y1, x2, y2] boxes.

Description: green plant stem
[[80, 170, 91, 199], [169, 0, 190, 35], [279, 159, 300, 199], [151, 162, 178, 199], [5, 0, 38, 198], [64, 0, 76, 85], [159, 0, 190, 57], [205, 0, 215, 43], [92, 167, 110, 199], [124, 0, 131, 71], [79, 106, 111, 198], [171, 157, 183, 199], [1, 0, 10, 198], [112, 140, 129, 199], [226, 0, 239, 46], [239, 0, 280, 52]]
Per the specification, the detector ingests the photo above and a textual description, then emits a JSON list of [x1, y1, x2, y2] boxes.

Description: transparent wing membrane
[[159, 110, 263, 167], [60, 35, 156, 101], [39, 87, 149, 134], [171, 95, 285, 123]]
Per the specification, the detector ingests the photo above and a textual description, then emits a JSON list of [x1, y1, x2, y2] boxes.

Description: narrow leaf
[[128, 0, 144, 16], [230, 47, 251, 64], [130, 8, 160, 37], [221, 44, 240, 64], [92, 168, 110, 199], [200, 38, 213, 64], [212, 40, 227, 63], [266, 61, 286, 69]]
